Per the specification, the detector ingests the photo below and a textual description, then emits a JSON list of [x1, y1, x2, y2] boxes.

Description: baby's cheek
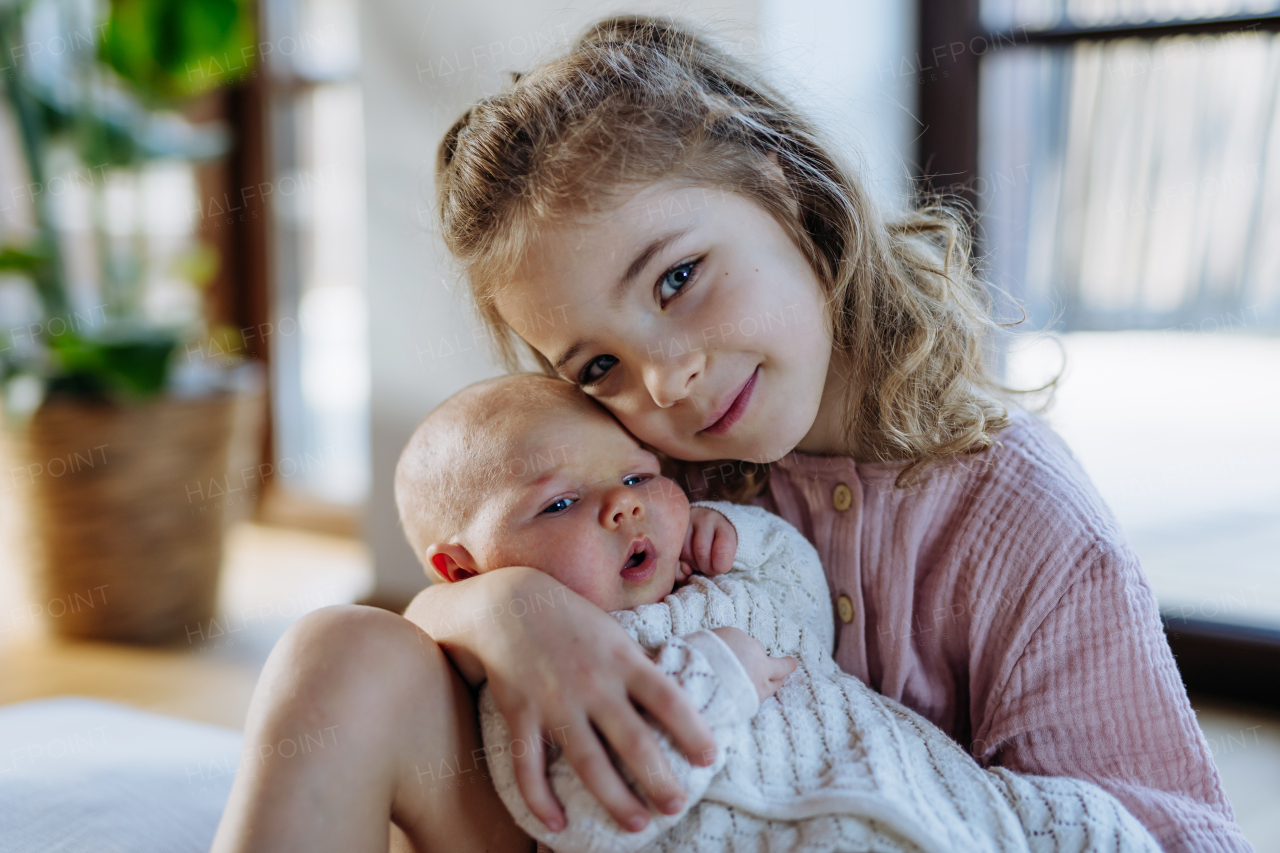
[[654, 478, 691, 545], [560, 561, 615, 609]]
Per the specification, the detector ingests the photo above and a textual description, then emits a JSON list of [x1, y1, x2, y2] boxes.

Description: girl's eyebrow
[[614, 228, 691, 305], [553, 340, 587, 374]]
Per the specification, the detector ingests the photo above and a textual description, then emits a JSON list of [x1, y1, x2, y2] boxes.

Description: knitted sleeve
[[690, 500, 836, 654], [479, 630, 759, 853], [974, 544, 1253, 853]]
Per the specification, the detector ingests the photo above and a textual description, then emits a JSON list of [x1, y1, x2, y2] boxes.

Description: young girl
[[212, 14, 1249, 853]]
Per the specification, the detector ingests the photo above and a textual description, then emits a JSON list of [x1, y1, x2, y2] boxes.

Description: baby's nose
[[611, 500, 644, 525], [603, 489, 646, 527]]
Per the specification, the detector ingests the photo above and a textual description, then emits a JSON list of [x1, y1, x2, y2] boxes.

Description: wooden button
[[837, 595, 855, 623], [832, 483, 853, 511]]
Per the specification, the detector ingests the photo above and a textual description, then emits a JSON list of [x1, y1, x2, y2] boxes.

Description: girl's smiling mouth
[[621, 538, 657, 582], [701, 367, 760, 435]]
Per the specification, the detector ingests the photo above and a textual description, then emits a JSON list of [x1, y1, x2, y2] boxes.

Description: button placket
[[832, 472, 870, 683]]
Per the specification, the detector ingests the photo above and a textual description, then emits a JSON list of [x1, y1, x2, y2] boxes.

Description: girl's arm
[[481, 629, 763, 853], [401, 566, 718, 835], [974, 545, 1252, 853]]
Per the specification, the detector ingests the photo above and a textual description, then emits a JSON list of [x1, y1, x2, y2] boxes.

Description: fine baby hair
[[436, 14, 1011, 491], [393, 374, 598, 562]]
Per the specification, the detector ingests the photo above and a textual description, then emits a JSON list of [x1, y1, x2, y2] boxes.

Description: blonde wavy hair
[[435, 15, 1016, 496]]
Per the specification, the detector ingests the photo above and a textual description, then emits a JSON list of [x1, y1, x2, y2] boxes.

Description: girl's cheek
[[620, 408, 673, 454], [695, 279, 743, 343]]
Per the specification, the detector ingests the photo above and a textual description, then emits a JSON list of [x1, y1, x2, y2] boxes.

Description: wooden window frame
[[194, 70, 274, 499]]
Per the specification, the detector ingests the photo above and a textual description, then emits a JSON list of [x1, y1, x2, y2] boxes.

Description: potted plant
[[0, 0, 262, 643]]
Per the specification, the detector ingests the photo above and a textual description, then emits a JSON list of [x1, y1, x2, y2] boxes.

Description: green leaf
[[73, 109, 144, 168], [49, 332, 178, 398], [103, 0, 256, 104], [0, 245, 47, 274]]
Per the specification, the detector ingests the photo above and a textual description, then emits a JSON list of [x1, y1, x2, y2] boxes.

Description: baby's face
[[468, 404, 689, 612]]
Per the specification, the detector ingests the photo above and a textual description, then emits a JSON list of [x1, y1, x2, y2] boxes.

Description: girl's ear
[[765, 149, 787, 178], [763, 150, 799, 218], [424, 543, 480, 583]]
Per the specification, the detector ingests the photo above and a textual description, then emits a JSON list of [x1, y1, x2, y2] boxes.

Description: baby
[[396, 375, 1161, 853]]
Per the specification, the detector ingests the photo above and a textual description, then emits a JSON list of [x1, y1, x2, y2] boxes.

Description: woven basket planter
[[10, 394, 239, 643]]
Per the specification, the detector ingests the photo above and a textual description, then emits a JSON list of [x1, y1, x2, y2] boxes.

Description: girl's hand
[[679, 507, 738, 580], [404, 566, 717, 834], [710, 626, 797, 702]]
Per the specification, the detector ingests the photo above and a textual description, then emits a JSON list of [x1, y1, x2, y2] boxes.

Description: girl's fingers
[[560, 720, 651, 832], [628, 662, 717, 767], [509, 716, 566, 833], [591, 701, 686, 815]]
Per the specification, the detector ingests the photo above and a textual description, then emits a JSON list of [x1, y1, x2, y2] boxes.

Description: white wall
[[756, 0, 918, 214], [360, 0, 916, 604]]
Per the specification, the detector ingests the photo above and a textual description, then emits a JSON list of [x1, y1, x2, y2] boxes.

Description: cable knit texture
[[755, 407, 1251, 853], [481, 501, 1164, 853]]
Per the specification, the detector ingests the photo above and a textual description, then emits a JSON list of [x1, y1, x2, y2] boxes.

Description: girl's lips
[[701, 367, 759, 435], [620, 538, 658, 583]]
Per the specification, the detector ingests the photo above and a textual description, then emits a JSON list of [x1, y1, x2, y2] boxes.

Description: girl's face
[[496, 180, 835, 464]]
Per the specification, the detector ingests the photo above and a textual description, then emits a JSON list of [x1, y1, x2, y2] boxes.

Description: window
[[260, 0, 369, 508], [918, 1, 1280, 705]]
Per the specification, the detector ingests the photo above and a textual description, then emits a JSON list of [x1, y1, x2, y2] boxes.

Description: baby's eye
[[580, 354, 618, 385], [658, 260, 698, 304], [622, 474, 652, 486], [541, 497, 576, 514]]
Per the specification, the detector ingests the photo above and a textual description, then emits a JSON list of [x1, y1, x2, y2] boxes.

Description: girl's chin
[[648, 411, 810, 463], [697, 426, 809, 465]]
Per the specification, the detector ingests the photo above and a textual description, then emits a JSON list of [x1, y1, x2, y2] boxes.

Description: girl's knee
[[279, 604, 450, 690]]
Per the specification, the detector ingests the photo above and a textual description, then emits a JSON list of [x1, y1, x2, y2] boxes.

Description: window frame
[[245, 0, 367, 529], [915, 1, 1280, 709]]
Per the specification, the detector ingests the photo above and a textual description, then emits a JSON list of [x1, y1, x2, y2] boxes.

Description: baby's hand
[[679, 507, 737, 581], [710, 627, 797, 702]]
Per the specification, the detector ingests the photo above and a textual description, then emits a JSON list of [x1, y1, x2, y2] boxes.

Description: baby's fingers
[[709, 524, 737, 575], [691, 520, 716, 575], [680, 523, 696, 569], [510, 716, 566, 832], [759, 655, 797, 700]]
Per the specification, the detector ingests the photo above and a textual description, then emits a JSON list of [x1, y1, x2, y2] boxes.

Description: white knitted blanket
[[480, 501, 1162, 853]]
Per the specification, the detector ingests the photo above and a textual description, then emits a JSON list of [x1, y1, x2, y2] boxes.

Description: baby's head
[[395, 374, 690, 611]]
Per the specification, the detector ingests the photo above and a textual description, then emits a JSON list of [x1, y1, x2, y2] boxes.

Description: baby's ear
[[424, 543, 479, 583]]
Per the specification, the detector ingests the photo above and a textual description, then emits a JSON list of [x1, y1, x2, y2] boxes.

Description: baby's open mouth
[[620, 538, 657, 582]]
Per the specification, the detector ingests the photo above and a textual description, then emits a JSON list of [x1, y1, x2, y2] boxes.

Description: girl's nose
[[601, 487, 646, 529], [641, 350, 703, 409]]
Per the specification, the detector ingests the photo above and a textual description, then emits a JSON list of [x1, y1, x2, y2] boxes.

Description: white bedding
[[0, 697, 241, 853]]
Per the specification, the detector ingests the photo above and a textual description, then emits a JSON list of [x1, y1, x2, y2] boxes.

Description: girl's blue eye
[[623, 474, 650, 486], [658, 260, 698, 303], [541, 497, 576, 514], [580, 354, 618, 385]]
